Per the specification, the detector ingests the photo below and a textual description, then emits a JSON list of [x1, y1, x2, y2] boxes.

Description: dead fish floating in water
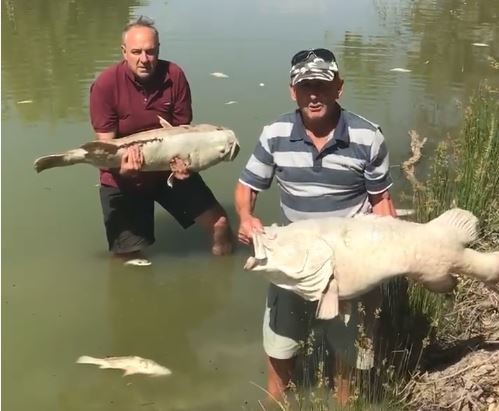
[[33, 116, 240, 186], [245, 208, 499, 321], [76, 355, 171, 377], [210, 72, 229, 78], [472, 42, 489, 47], [390, 67, 412, 73]]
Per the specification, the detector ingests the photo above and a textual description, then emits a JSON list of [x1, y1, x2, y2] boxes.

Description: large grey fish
[[244, 208, 499, 320], [76, 355, 171, 377], [33, 117, 240, 183]]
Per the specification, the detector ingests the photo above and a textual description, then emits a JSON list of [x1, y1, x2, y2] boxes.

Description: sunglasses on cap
[[291, 48, 336, 66]]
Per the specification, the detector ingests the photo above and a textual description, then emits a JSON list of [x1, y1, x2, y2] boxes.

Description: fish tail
[[34, 148, 87, 173], [76, 355, 103, 366], [458, 249, 499, 284], [428, 208, 478, 245]]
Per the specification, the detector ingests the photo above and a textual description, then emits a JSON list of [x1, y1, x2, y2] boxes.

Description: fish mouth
[[225, 140, 240, 161]]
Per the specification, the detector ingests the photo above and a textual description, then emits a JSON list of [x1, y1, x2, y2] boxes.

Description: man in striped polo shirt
[[234, 48, 397, 403]]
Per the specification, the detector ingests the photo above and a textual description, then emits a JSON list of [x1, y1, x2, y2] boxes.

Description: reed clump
[[405, 82, 499, 342], [400, 82, 499, 410]]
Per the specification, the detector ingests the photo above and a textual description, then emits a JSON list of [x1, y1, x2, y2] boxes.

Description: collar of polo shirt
[[289, 108, 350, 144]]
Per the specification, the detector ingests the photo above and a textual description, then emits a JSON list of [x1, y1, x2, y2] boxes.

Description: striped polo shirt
[[239, 108, 393, 223]]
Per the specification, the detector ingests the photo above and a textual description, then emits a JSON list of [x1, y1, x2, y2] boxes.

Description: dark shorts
[[99, 172, 218, 254]]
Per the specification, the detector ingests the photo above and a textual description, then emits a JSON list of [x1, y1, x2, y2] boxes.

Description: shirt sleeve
[[89, 78, 118, 133], [364, 128, 393, 194], [171, 67, 193, 126], [239, 126, 276, 191]]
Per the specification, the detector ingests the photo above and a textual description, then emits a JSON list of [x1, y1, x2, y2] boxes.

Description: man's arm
[[95, 131, 115, 141], [235, 181, 258, 219], [171, 65, 193, 126], [90, 80, 143, 175], [234, 182, 263, 245], [369, 190, 397, 217], [94, 129, 143, 176], [365, 128, 395, 217]]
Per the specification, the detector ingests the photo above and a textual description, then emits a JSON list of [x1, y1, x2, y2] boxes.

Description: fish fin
[[428, 208, 478, 245], [316, 278, 339, 320], [421, 274, 458, 293], [158, 115, 173, 128], [166, 173, 174, 188], [123, 369, 137, 376], [252, 230, 267, 260], [34, 149, 87, 173], [81, 141, 119, 155], [243, 256, 257, 270]]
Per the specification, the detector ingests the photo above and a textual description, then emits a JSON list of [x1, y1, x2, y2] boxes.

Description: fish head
[[149, 365, 172, 377], [215, 127, 240, 162], [244, 226, 335, 299], [189, 125, 240, 170], [138, 358, 172, 377]]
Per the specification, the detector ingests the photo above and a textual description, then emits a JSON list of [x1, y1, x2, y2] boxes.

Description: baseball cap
[[290, 48, 339, 86]]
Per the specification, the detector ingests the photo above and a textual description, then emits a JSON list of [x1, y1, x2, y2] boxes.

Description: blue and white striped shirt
[[239, 109, 393, 223]]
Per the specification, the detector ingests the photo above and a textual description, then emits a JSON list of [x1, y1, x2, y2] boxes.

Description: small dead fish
[[389, 68, 412, 73], [76, 355, 171, 377], [17, 100, 33, 104], [472, 42, 489, 47], [224, 100, 238, 105], [210, 72, 229, 78], [259, 83, 265, 87]]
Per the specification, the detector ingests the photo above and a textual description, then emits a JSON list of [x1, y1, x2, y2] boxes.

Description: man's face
[[290, 78, 343, 122], [121, 26, 159, 81]]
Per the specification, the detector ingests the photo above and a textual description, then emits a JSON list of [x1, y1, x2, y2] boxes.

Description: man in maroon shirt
[[90, 16, 233, 265]]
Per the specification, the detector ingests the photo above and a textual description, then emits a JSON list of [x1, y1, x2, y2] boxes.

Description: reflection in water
[[407, 0, 499, 93], [1, 0, 140, 123]]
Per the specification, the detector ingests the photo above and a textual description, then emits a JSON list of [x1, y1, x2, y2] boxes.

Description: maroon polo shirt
[[89, 59, 192, 189]]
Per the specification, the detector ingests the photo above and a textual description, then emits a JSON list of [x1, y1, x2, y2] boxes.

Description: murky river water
[[2, 0, 498, 409]]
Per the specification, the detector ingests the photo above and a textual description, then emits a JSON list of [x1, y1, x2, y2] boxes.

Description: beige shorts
[[262, 284, 380, 369]]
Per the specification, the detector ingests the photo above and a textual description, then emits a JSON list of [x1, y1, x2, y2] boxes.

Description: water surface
[[2, 0, 498, 409]]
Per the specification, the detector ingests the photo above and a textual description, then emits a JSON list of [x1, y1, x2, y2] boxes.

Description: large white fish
[[33, 117, 240, 183], [244, 209, 499, 320], [76, 355, 171, 377]]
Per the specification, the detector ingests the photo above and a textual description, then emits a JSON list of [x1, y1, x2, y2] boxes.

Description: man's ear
[[121, 44, 126, 57], [289, 85, 297, 102]]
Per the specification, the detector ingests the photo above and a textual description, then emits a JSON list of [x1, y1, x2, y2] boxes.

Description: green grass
[[407, 82, 499, 339]]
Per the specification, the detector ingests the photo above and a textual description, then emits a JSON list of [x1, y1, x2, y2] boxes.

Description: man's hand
[[119, 145, 144, 175], [169, 157, 192, 180], [238, 214, 264, 245]]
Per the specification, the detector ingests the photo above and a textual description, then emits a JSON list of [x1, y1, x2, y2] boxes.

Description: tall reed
[[408, 82, 499, 335]]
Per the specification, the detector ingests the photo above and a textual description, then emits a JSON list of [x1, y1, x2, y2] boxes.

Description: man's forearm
[[235, 182, 258, 219], [95, 131, 116, 141], [369, 191, 397, 217]]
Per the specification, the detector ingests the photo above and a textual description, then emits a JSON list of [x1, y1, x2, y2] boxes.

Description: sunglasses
[[291, 48, 336, 66]]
